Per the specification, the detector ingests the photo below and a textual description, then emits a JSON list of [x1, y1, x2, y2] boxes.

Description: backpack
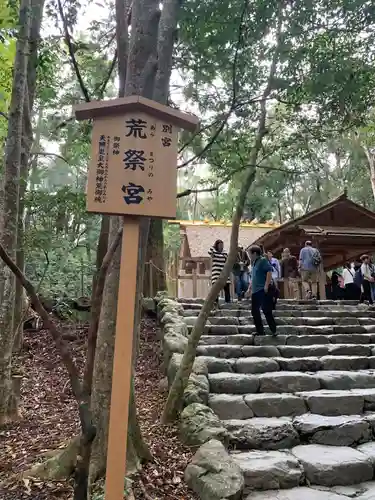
[[311, 249, 322, 267], [354, 268, 363, 288]]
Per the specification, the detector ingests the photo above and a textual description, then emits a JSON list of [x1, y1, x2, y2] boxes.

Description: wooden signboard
[[87, 112, 178, 218], [74, 96, 198, 500]]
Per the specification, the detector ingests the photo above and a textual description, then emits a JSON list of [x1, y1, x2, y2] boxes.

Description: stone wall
[[152, 293, 245, 500]]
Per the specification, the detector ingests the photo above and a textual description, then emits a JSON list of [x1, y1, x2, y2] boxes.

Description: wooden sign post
[[74, 96, 198, 500]]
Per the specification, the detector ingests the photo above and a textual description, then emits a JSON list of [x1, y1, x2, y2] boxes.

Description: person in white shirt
[[342, 262, 358, 300]]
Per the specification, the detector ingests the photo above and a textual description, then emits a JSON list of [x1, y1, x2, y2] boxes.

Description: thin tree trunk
[[161, 9, 284, 422], [143, 219, 166, 296], [92, 215, 110, 296], [0, 0, 30, 425], [362, 144, 375, 202], [14, 0, 45, 352]]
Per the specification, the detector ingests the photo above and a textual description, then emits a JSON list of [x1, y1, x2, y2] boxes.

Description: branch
[[177, 0, 248, 169], [0, 110, 8, 120], [56, 0, 91, 103], [177, 162, 301, 198], [97, 50, 118, 99], [31, 151, 69, 164]]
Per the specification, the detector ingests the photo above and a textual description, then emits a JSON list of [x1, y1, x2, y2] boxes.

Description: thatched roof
[[179, 222, 275, 259]]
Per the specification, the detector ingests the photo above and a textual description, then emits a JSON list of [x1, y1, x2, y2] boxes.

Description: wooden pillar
[[192, 266, 197, 298], [319, 264, 326, 300], [149, 259, 153, 298]]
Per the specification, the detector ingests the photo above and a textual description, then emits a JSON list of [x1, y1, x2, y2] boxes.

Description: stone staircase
[[181, 298, 375, 500]]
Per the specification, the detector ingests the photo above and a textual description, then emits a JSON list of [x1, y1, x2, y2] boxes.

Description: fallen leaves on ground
[[0, 316, 197, 499]]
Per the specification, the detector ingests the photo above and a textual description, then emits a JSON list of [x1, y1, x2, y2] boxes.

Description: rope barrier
[[145, 260, 178, 282]]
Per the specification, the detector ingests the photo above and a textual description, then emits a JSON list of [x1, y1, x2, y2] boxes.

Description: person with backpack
[[298, 240, 322, 299]]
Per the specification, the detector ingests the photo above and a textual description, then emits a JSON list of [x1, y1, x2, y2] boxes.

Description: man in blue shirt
[[299, 240, 321, 299], [248, 245, 277, 336]]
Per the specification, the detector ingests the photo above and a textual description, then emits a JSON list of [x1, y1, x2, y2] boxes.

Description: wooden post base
[[105, 217, 140, 500]]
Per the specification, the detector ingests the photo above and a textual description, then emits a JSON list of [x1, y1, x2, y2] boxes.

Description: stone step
[[209, 389, 375, 419], [192, 315, 375, 326], [189, 323, 375, 335], [208, 370, 375, 395], [183, 308, 375, 318], [293, 413, 373, 446], [225, 414, 374, 450], [244, 483, 375, 500], [197, 344, 374, 359], [179, 299, 361, 305], [235, 448, 375, 494], [200, 333, 375, 346], [232, 449, 304, 490]]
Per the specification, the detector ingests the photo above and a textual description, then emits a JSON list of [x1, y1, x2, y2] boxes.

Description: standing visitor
[[233, 246, 250, 301], [360, 254, 374, 305], [370, 258, 375, 302], [343, 262, 358, 300], [208, 239, 231, 303], [267, 250, 281, 284], [299, 240, 322, 299], [281, 248, 299, 299], [248, 245, 277, 336]]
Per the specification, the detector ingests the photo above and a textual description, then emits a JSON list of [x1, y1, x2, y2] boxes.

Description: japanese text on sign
[[94, 135, 110, 203], [87, 112, 178, 218]]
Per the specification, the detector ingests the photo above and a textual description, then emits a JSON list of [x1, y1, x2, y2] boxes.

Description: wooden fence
[[147, 259, 327, 300]]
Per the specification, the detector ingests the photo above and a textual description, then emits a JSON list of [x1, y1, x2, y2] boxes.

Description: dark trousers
[[251, 289, 277, 335], [216, 283, 231, 303], [361, 280, 373, 304], [345, 283, 360, 301]]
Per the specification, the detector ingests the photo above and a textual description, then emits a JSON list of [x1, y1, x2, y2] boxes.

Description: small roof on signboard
[[74, 95, 199, 131]]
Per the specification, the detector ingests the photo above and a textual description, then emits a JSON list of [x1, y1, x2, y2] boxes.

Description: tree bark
[[13, 0, 45, 353], [361, 143, 375, 202], [143, 219, 166, 296], [161, 9, 284, 422], [89, 0, 179, 484], [143, 0, 180, 297], [0, 0, 30, 425], [89, 216, 123, 483]]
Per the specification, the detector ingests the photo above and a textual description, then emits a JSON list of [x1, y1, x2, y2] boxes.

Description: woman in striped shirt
[[208, 239, 231, 303]]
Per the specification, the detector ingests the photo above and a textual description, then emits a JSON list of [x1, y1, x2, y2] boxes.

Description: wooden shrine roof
[[252, 193, 375, 270], [174, 221, 276, 259]]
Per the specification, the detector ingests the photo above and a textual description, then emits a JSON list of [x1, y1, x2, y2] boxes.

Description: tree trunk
[[92, 216, 110, 293], [0, 0, 30, 425], [143, 219, 166, 296], [89, 217, 123, 483], [13, 0, 45, 352], [143, 0, 181, 296], [361, 144, 375, 202], [161, 10, 284, 422], [89, 0, 179, 484]]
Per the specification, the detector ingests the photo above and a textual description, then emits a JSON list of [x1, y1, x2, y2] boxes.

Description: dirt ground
[[0, 317, 197, 499]]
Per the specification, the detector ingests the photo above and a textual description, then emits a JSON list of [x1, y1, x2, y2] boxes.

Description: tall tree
[[0, 0, 30, 424], [89, 0, 182, 482]]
